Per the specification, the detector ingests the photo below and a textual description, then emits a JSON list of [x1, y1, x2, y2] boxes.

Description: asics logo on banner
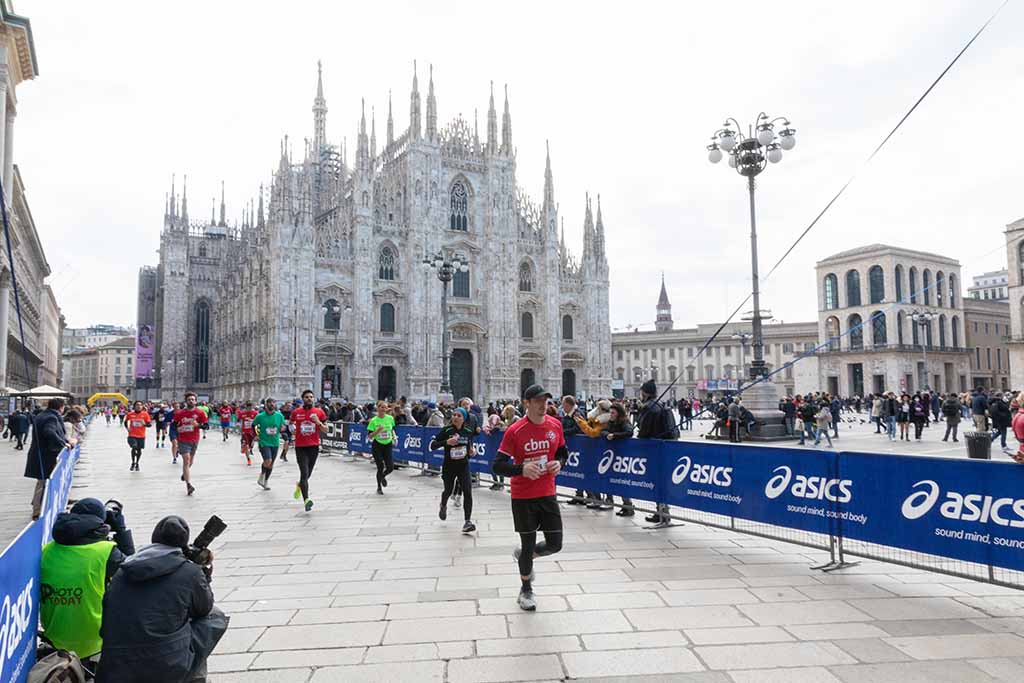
[[901, 480, 1024, 527], [523, 438, 550, 455], [472, 442, 487, 457], [566, 450, 581, 468], [403, 435, 421, 450], [764, 466, 852, 503], [349, 431, 362, 442], [0, 577, 34, 680], [672, 456, 732, 487], [598, 449, 647, 476]]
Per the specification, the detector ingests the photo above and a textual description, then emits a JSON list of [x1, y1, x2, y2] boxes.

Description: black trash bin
[[964, 431, 991, 460]]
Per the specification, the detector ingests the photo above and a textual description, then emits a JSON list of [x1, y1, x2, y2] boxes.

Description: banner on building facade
[[134, 325, 155, 379]]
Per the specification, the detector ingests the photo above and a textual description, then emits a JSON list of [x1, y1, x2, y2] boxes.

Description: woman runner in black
[[492, 384, 567, 611], [430, 407, 476, 534]]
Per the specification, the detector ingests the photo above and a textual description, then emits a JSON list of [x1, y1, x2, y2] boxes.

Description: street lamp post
[[731, 331, 752, 387], [911, 310, 935, 391], [708, 113, 797, 438], [164, 350, 185, 400], [320, 302, 352, 399], [423, 252, 468, 398]]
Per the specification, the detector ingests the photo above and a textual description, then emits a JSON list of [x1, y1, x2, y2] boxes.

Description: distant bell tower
[[655, 274, 673, 332]]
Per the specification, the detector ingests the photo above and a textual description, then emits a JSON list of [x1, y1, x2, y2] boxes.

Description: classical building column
[[2, 109, 12, 204], [0, 270, 10, 390]]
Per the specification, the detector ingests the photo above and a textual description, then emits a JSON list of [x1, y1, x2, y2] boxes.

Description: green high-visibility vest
[[40, 539, 115, 658]]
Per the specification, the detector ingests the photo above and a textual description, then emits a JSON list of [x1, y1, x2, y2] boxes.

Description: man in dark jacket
[[797, 399, 817, 445], [989, 393, 1012, 451], [10, 408, 30, 449], [24, 398, 74, 519], [98, 516, 222, 683], [971, 388, 989, 432], [40, 498, 135, 665], [560, 396, 590, 505], [781, 397, 797, 436], [941, 393, 962, 442], [637, 380, 678, 526]]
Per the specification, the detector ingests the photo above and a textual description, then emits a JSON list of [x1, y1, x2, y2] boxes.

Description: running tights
[[518, 531, 562, 578], [295, 446, 319, 500], [372, 442, 394, 487], [441, 463, 473, 520], [130, 446, 142, 465]]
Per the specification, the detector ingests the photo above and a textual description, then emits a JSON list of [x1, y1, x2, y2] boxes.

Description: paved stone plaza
[[66, 420, 1024, 682]]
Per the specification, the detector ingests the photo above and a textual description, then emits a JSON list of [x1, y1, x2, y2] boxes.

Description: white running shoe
[[517, 589, 536, 611], [453, 494, 462, 509]]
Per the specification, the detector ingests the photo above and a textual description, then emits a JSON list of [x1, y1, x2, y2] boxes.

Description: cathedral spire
[[582, 193, 594, 264], [560, 217, 567, 267], [169, 174, 177, 219], [257, 183, 265, 229], [386, 90, 394, 148], [487, 81, 497, 154], [357, 98, 369, 167], [219, 181, 226, 227], [543, 140, 554, 207], [501, 84, 512, 154], [473, 108, 479, 150], [312, 60, 327, 157], [210, 197, 216, 226], [656, 273, 674, 331], [181, 174, 189, 222], [426, 64, 437, 140], [410, 60, 421, 140], [370, 105, 377, 159], [595, 193, 606, 261]]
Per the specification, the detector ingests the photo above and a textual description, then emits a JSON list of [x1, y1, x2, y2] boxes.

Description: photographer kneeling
[[97, 515, 226, 683], [39, 498, 135, 668]]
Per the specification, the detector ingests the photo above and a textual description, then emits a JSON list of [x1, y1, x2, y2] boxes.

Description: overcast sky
[[15, 0, 1023, 330]]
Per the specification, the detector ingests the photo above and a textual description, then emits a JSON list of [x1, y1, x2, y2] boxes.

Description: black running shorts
[[511, 496, 563, 534]]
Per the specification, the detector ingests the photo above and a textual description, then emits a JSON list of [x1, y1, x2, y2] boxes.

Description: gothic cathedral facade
[[153, 63, 612, 403]]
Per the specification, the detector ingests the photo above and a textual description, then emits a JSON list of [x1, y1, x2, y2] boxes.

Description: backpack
[[28, 650, 87, 683]]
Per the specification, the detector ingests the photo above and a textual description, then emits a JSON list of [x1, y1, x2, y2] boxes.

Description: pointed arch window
[[562, 314, 574, 341], [322, 298, 340, 330], [521, 311, 534, 340], [452, 267, 470, 298], [868, 265, 885, 304], [380, 303, 396, 333], [193, 300, 210, 384], [519, 262, 533, 292], [450, 181, 468, 231], [378, 245, 397, 280]]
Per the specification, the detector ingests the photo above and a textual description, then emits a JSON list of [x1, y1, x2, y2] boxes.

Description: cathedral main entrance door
[[520, 368, 536, 397], [450, 349, 473, 401], [562, 369, 576, 398], [378, 366, 397, 401]]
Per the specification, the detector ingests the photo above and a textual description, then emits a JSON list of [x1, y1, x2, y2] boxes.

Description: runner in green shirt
[[252, 398, 286, 490], [368, 402, 396, 494]]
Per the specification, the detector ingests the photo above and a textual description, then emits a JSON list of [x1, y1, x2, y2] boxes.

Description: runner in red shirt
[[493, 384, 568, 611], [238, 401, 258, 466], [290, 389, 328, 512], [217, 402, 233, 442], [174, 391, 209, 496], [123, 400, 151, 472]]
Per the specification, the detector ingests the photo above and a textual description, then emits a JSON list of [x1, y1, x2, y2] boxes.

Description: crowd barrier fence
[[322, 421, 1024, 589], [0, 444, 81, 683]]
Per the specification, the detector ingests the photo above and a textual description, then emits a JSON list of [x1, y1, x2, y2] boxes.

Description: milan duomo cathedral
[[152, 63, 612, 403]]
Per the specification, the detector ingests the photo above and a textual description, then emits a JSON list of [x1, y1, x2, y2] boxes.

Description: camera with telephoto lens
[[185, 515, 227, 572]]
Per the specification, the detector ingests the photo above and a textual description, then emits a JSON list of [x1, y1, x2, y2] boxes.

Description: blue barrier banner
[[730, 445, 839, 536], [395, 426, 427, 463], [661, 440, 741, 517], [558, 436, 665, 502], [40, 446, 80, 547], [838, 451, 1024, 572], [346, 423, 368, 454], [469, 431, 502, 474], [0, 522, 42, 683]]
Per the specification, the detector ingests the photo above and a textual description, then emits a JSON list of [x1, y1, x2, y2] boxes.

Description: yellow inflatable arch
[[86, 392, 130, 408]]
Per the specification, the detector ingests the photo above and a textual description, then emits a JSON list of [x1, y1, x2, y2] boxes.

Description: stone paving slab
[[63, 422, 1024, 682]]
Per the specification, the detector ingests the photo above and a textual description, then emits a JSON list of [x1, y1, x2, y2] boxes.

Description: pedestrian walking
[[941, 393, 962, 442]]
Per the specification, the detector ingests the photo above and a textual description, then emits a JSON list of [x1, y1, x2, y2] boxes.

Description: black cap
[[70, 498, 105, 521], [523, 384, 552, 401], [151, 515, 190, 550], [641, 379, 657, 396]]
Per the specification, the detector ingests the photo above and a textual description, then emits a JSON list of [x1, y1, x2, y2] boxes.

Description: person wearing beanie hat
[[40, 497, 135, 664], [430, 407, 478, 533], [98, 516, 222, 683], [637, 379, 679, 527]]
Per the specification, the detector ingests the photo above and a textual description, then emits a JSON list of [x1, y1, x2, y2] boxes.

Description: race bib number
[[265, 427, 277, 435], [243, 419, 253, 429], [378, 430, 392, 441], [131, 419, 144, 428], [179, 422, 195, 433], [524, 455, 548, 470], [300, 422, 316, 435], [450, 446, 466, 459]]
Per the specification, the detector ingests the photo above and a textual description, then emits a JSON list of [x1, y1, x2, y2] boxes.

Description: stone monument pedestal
[[742, 379, 793, 441]]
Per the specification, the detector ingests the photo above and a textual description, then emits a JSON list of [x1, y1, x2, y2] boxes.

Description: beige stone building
[[1002, 217, 1024, 389], [816, 244, 969, 397], [66, 336, 135, 399], [0, 4, 63, 391], [962, 298, 1010, 391], [611, 282, 819, 400]]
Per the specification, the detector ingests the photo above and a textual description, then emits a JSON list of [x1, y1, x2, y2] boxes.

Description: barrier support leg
[[821, 537, 859, 572], [812, 535, 859, 572]]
